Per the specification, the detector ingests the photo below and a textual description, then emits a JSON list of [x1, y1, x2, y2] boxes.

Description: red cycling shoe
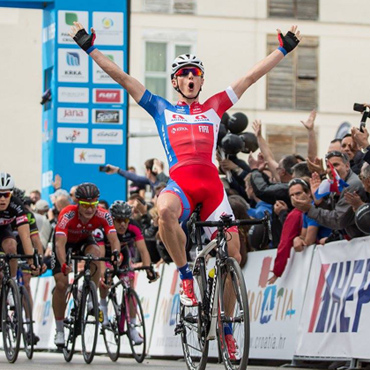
[[179, 279, 198, 306]]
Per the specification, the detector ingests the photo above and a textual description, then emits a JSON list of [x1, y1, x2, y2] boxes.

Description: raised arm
[[70, 22, 145, 103], [231, 25, 301, 99], [300, 110, 317, 162]]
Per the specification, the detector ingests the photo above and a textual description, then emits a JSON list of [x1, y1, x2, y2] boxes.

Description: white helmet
[[0, 173, 14, 191], [171, 54, 204, 78]]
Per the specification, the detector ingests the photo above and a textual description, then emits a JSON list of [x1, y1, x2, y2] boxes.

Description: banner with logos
[[295, 237, 370, 359], [245, 247, 315, 360]]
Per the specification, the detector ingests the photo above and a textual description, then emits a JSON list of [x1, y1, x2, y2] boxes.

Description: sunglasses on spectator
[[0, 192, 12, 199], [114, 217, 130, 224], [288, 178, 310, 190], [79, 200, 99, 208], [175, 67, 202, 77], [325, 151, 348, 161]]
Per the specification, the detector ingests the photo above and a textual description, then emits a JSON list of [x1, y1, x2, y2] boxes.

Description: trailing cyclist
[[52, 182, 121, 347]]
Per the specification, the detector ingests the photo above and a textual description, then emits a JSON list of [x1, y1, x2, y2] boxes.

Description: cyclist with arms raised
[[70, 23, 301, 358], [52, 182, 121, 347]]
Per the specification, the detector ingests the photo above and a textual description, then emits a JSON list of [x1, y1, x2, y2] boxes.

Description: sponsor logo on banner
[[92, 109, 122, 124], [92, 129, 123, 145], [58, 11, 88, 44], [57, 128, 88, 143], [57, 108, 88, 123], [92, 12, 124, 46], [93, 51, 124, 84], [58, 49, 88, 82], [58, 87, 89, 103], [74, 148, 105, 164], [308, 259, 370, 333], [93, 89, 123, 104]]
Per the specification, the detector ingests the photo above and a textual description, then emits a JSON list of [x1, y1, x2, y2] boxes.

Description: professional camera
[[353, 103, 370, 132]]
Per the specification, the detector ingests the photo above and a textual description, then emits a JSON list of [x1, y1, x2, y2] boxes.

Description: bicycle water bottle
[[205, 268, 215, 307]]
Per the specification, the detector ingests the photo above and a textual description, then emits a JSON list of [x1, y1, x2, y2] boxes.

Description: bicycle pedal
[[174, 323, 184, 335]]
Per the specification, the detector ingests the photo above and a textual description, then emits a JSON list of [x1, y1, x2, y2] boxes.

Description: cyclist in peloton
[[52, 182, 121, 347], [96, 201, 158, 344], [70, 22, 301, 358], [0, 173, 39, 277]]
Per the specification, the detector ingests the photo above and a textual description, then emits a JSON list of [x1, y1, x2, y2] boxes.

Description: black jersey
[[0, 196, 29, 228]]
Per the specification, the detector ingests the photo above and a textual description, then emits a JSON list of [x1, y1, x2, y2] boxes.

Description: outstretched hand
[[301, 110, 316, 131], [69, 22, 96, 54], [277, 25, 301, 54]]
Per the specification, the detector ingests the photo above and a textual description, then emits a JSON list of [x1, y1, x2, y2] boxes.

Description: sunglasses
[[114, 217, 130, 224], [288, 178, 310, 190], [325, 151, 348, 161], [79, 200, 99, 208], [175, 67, 202, 77], [0, 192, 12, 199]]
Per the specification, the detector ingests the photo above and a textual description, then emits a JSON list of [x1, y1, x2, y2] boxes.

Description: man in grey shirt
[[292, 151, 366, 239]]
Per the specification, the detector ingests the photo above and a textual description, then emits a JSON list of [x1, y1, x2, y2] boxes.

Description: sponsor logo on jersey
[[104, 212, 114, 227], [171, 127, 189, 134], [198, 125, 210, 133], [171, 114, 187, 123], [162, 125, 172, 162], [194, 114, 209, 122], [59, 211, 75, 229]]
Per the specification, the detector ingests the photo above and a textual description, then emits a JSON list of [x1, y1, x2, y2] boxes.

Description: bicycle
[[62, 249, 110, 364], [101, 265, 154, 363], [0, 252, 36, 363], [17, 252, 42, 360], [175, 205, 270, 370]]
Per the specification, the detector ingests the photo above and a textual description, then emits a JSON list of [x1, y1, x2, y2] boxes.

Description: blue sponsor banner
[[1, 0, 128, 204]]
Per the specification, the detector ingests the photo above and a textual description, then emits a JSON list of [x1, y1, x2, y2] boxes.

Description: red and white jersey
[[139, 86, 238, 174], [55, 205, 116, 243]]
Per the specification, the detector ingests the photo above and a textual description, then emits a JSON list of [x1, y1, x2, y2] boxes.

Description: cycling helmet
[[75, 182, 100, 201], [109, 200, 132, 219], [0, 173, 15, 191], [355, 203, 370, 235], [171, 54, 204, 78], [12, 187, 26, 202]]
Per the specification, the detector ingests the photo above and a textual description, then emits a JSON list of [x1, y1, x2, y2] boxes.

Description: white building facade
[[1, 0, 370, 192]]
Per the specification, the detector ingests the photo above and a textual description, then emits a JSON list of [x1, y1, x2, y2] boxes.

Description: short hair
[[342, 133, 352, 139], [292, 162, 312, 178], [288, 178, 310, 193], [294, 154, 305, 162], [144, 158, 156, 176], [331, 138, 342, 144], [281, 155, 299, 175], [325, 151, 350, 164], [98, 199, 109, 209], [362, 164, 370, 179]]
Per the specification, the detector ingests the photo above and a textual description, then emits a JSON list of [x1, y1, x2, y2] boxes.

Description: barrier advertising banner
[[295, 237, 370, 358], [244, 247, 314, 360]]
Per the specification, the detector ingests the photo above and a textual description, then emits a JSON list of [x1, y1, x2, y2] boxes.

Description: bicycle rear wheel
[[180, 275, 209, 370], [63, 285, 76, 362], [102, 287, 121, 362], [19, 286, 34, 359], [80, 281, 99, 364], [126, 288, 146, 363], [217, 257, 249, 370], [1, 279, 22, 363]]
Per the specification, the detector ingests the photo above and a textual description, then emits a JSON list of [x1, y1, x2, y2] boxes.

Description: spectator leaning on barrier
[[293, 151, 366, 239]]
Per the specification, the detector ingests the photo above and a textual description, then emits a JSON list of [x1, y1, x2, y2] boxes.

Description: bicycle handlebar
[[194, 213, 269, 228]]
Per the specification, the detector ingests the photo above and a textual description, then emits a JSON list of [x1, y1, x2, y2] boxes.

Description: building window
[[266, 35, 318, 111], [145, 41, 191, 100], [268, 0, 319, 20], [143, 0, 196, 14], [266, 124, 309, 161]]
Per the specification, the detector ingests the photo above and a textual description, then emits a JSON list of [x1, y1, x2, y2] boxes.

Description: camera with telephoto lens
[[353, 103, 370, 132]]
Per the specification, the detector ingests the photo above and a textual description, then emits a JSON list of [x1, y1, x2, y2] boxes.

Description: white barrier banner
[[148, 263, 183, 356], [244, 247, 314, 360], [295, 237, 370, 358]]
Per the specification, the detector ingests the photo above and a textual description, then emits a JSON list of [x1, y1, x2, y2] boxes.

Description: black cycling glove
[[73, 28, 96, 54], [146, 266, 158, 283], [278, 31, 300, 55]]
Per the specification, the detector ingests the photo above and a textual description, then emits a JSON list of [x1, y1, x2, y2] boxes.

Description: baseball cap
[[35, 199, 50, 212]]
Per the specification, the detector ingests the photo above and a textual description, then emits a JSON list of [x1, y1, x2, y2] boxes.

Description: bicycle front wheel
[[102, 288, 121, 362], [80, 281, 99, 364], [180, 276, 209, 370], [19, 286, 34, 359], [63, 285, 77, 362], [217, 257, 249, 370], [126, 288, 146, 363], [1, 279, 22, 363]]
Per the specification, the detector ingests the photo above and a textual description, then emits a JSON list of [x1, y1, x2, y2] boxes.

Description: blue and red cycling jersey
[[139, 86, 238, 174]]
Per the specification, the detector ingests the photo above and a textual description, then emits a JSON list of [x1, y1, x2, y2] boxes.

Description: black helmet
[[221, 133, 244, 155], [110, 200, 132, 219], [248, 224, 270, 250], [12, 187, 26, 203], [228, 112, 248, 134], [355, 203, 370, 235], [217, 123, 228, 146], [75, 182, 100, 201], [239, 132, 259, 153]]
